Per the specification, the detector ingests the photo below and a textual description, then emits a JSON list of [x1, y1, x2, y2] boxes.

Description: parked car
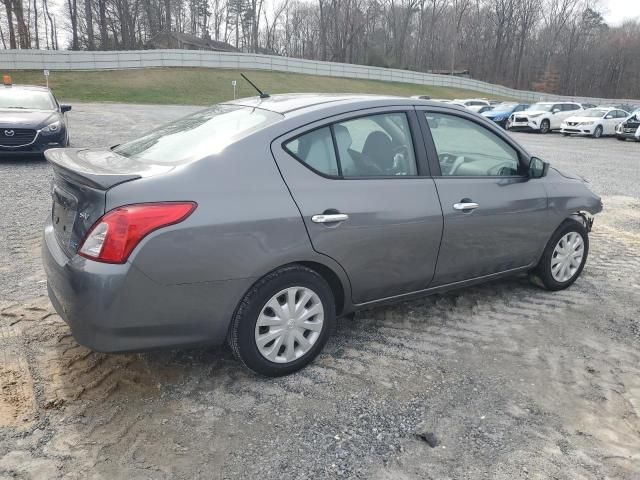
[[0, 77, 71, 158], [508, 102, 583, 134], [410, 95, 432, 100], [580, 103, 598, 110], [42, 94, 602, 376], [482, 102, 530, 128], [560, 107, 629, 138], [615, 109, 640, 141], [451, 99, 491, 112]]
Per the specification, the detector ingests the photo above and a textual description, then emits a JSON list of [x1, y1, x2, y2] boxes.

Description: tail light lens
[[79, 202, 197, 264]]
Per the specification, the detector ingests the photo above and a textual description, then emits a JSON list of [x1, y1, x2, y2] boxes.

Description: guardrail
[[1, 49, 638, 105]]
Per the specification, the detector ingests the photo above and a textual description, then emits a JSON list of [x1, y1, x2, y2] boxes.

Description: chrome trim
[[453, 202, 479, 211], [0, 130, 40, 149], [311, 213, 349, 223]]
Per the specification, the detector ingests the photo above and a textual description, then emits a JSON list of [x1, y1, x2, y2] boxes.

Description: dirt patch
[[0, 361, 35, 428]]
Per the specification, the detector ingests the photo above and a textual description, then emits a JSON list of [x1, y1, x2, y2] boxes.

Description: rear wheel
[[531, 220, 589, 291], [228, 265, 336, 376], [592, 125, 603, 138], [540, 119, 551, 134]]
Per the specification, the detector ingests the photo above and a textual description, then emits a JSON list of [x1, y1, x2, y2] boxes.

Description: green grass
[[6, 68, 514, 105]]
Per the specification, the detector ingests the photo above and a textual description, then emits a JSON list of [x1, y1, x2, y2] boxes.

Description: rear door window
[[334, 113, 417, 177], [284, 112, 418, 178]]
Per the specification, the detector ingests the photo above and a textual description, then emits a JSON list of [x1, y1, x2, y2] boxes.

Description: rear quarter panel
[[105, 129, 350, 296]]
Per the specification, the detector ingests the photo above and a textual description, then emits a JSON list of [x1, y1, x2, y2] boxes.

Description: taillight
[[78, 202, 197, 264]]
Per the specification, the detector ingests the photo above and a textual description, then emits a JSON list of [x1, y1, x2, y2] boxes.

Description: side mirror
[[605, 114, 613, 119], [552, 108, 560, 114], [60, 104, 72, 113], [529, 157, 549, 179]]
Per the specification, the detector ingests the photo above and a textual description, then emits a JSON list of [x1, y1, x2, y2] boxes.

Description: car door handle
[[312, 213, 349, 223], [453, 202, 479, 211]]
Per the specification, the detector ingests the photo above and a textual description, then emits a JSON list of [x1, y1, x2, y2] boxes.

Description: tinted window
[[115, 105, 282, 165], [0, 88, 56, 110], [285, 127, 339, 176], [426, 113, 522, 177], [334, 113, 417, 177], [564, 104, 581, 111]]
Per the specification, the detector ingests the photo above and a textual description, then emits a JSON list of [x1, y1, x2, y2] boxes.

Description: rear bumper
[[42, 218, 252, 352]]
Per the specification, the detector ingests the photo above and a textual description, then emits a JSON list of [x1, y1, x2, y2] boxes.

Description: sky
[[600, 0, 640, 25]]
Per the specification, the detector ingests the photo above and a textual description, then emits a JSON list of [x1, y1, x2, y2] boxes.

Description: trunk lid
[[45, 148, 174, 257]]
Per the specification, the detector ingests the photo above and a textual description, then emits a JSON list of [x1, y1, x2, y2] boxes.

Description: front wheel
[[228, 265, 336, 376], [539, 119, 551, 134], [592, 125, 603, 138], [531, 220, 589, 291]]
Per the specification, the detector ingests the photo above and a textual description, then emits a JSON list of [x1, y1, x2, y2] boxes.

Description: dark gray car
[[42, 94, 603, 376]]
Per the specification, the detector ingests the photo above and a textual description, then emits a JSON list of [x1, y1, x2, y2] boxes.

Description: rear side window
[[284, 112, 418, 178], [114, 105, 282, 165], [284, 127, 339, 176], [334, 113, 417, 177]]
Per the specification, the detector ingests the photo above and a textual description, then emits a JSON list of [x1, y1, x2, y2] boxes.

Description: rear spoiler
[[45, 148, 169, 190]]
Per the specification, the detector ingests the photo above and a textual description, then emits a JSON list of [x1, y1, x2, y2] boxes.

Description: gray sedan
[[42, 94, 602, 376]]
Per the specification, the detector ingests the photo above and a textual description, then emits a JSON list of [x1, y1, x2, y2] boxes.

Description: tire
[[562, 132, 569, 137], [592, 125, 603, 138], [228, 264, 336, 376], [531, 219, 589, 291], [540, 119, 551, 134], [617, 137, 626, 141]]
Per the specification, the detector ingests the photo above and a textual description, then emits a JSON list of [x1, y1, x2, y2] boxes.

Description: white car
[[451, 99, 491, 112], [560, 107, 630, 138], [508, 102, 583, 134]]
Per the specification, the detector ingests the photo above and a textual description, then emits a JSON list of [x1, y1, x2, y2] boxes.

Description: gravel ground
[[1, 103, 639, 479]]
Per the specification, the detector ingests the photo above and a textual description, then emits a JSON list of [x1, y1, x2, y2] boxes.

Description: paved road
[[0, 104, 639, 479]]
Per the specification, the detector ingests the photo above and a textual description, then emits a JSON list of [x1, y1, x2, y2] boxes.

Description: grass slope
[[6, 68, 513, 105]]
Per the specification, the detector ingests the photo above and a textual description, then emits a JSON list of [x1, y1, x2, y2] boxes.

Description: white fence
[[1, 49, 637, 105]]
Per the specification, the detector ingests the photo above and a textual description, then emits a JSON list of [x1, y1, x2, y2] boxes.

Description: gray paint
[[43, 94, 603, 353]]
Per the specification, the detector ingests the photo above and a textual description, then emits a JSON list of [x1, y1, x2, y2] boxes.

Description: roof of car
[[224, 93, 461, 115]]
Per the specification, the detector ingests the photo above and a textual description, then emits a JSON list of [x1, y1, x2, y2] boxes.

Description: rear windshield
[[114, 105, 282, 164]]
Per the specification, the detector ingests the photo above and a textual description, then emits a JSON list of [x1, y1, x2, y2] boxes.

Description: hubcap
[[551, 232, 585, 282], [255, 287, 324, 364]]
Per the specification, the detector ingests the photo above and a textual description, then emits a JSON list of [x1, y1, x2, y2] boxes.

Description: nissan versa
[[0, 79, 71, 158], [42, 94, 603, 376]]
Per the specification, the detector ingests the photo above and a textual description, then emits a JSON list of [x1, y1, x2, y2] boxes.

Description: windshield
[[0, 88, 56, 110], [114, 105, 282, 165], [527, 103, 554, 112], [581, 109, 608, 118], [491, 104, 517, 113]]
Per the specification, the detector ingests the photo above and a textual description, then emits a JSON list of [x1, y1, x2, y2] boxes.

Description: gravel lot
[[1, 103, 639, 479]]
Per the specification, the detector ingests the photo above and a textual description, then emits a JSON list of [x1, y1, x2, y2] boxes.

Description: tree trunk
[[33, 0, 39, 48], [3, 0, 17, 49], [67, 0, 78, 49], [85, 0, 95, 49]]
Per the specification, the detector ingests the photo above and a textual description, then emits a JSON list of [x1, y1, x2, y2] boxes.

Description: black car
[[0, 81, 71, 158], [616, 110, 640, 142]]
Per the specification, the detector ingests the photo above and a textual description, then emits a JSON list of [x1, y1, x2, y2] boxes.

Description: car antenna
[[241, 73, 270, 99]]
